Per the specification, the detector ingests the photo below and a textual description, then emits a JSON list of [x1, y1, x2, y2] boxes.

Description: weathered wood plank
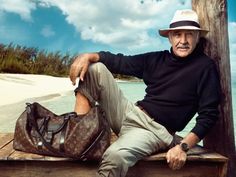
[[0, 133, 228, 163], [43, 155, 73, 161], [144, 145, 227, 162], [9, 149, 45, 161], [128, 161, 223, 177], [219, 160, 228, 177], [0, 141, 14, 160], [144, 152, 227, 162], [0, 133, 228, 177], [0, 161, 98, 177], [198, 153, 228, 162], [0, 133, 13, 149], [0, 160, 225, 177]]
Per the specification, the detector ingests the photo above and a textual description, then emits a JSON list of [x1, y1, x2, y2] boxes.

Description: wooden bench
[[0, 133, 228, 177]]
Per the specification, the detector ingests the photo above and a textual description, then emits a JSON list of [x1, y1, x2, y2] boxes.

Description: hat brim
[[159, 26, 209, 37]]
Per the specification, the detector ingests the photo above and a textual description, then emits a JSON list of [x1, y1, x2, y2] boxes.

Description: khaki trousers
[[75, 63, 173, 177]]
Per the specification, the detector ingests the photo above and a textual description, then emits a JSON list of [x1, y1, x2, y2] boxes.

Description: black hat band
[[169, 20, 200, 28]]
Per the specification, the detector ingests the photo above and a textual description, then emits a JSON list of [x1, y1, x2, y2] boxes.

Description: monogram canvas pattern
[[13, 102, 111, 161]]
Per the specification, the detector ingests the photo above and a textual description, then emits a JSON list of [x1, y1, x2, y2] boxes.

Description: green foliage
[[0, 43, 75, 77], [0, 43, 135, 80]]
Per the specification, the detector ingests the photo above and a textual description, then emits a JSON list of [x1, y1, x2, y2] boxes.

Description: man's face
[[168, 30, 199, 58]]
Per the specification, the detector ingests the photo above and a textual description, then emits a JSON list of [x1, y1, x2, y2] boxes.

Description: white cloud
[[38, 0, 191, 52], [0, 0, 234, 61], [0, 0, 36, 21], [41, 25, 55, 37]]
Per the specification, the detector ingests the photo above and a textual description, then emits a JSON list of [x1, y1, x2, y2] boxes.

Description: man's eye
[[186, 32, 194, 36], [174, 33, 181, 37]]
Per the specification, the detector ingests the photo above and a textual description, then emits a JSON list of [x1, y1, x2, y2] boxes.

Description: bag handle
[[27, 102, 76, 134], [79, 129, 105, 160], [26, 103, 67, 156]]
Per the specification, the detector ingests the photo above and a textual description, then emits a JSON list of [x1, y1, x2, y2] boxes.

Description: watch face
[[180, 143, 189, 152]]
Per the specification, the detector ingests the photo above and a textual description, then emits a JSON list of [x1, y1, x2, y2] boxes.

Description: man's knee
[[108, 152, 123, 166], [97, 148, 135, 177], [88, 62, 108, 75], [102, 148, 133, 167]]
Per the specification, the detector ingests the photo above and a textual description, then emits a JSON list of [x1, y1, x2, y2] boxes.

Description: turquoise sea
[[40, 81, 236, 140], [1, 81, 235, 141]]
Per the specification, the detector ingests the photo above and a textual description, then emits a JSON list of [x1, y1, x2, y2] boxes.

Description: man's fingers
[[79, 70, 85, 81], [69, 66, 79, 85], [166, 151, 186, 170], [69, 55, 82, 85], [79, 65, 88, 81], [69, 54, 91, 85], [69, 71, 76, 85], [166, 151, 170, 163], [69, 60, 84, 85], [168, 157, 186, 170], [169, 160, 179, 170]]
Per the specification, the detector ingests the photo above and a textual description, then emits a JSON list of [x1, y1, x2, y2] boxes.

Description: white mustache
[[177, 46, 189, 49]]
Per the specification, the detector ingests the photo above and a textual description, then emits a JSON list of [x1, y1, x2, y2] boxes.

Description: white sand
[[0, 74, 78, 132], [0, 73, 76, 106], [0, 73, 129, 132]]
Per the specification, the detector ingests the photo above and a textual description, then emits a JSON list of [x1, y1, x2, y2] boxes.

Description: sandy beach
[[0, 73, 130, 132], [0, 73, 77, 132], [0, 73, 76, 106]]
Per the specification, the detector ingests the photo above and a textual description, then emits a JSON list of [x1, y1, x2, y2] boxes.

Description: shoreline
[[0, 73, 134, 132], [0, 73, 139, 107], [0, 90, 74, 133], [0, 73, 75, 132], [0, 73, 76, 106]]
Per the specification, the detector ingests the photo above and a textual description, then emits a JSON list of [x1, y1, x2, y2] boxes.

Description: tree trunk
[[192, 0, 236, 177]]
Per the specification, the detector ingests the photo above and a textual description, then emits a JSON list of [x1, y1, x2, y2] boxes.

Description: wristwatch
[[179, 142, 189, 152]]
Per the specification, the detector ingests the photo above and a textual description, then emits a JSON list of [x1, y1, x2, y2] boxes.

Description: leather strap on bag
[[26, 103, 68, 157]]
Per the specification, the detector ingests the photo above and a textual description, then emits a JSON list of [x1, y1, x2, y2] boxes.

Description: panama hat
[[159, 9, 208, 37]]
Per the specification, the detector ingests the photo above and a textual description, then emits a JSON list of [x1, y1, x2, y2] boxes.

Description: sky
[[0, 0, 235, 75]]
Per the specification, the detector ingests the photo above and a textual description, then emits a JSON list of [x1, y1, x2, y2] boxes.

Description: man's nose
[[180, 34, 187, 44]]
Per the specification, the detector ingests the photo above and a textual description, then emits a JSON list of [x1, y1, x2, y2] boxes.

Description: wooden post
[[192, 0, 236, 177]]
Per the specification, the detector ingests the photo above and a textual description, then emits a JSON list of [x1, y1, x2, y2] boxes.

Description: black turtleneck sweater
[[98, 46, 221, 140]]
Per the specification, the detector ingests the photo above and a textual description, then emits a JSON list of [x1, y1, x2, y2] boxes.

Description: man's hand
[[166, 132, 199, 170], [69, 53, 99, 85], [166, 145, 187, 170]]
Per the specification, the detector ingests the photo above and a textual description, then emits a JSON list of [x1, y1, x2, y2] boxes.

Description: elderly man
[[69, 9, 221, 177]]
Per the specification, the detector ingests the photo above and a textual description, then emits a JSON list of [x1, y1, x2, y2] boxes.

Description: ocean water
[[40, 81, 236, 139], [40, 82, 146, 114]]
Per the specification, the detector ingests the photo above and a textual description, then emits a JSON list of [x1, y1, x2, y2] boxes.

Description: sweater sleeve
[[98, 51, 147, 79], [191, 63, 221, 140]]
